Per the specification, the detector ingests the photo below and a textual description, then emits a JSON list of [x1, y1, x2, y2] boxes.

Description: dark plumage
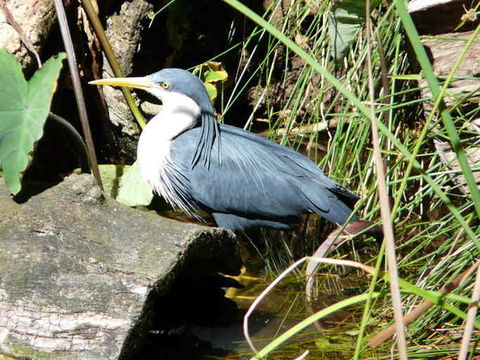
[[91, 68, 359, 231], [171, 124, 358, 230]]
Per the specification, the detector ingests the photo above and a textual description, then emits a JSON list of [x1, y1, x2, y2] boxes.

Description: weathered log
[[408, 0, 478, 34], [0, 0, 56, 69], [409, 0, 480, 195], [417, 30, 480, 194], [99, 0, 153, 151], [0, 174, 240, 359]]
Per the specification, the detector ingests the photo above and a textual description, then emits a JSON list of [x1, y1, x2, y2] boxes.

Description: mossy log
[[0, 174, 240, 359]]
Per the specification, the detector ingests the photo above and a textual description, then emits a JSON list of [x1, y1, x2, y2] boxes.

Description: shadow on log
[[0, 174, 240, 359]]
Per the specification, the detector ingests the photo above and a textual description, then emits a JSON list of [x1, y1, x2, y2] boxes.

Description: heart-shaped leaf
[[0, 50, 66, 194], [328, 0, 380, 63], [116, 160, 153, 206], [97, 162, 153, 207]]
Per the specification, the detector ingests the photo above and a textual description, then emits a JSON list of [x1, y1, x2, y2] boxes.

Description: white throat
[[144, 90, 200, 141], [137, 91, 200, 214]]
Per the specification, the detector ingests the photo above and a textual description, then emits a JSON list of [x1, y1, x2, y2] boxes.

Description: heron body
[[91, 69, 358, 231]]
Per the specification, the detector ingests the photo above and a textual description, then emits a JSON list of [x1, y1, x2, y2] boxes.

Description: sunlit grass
[[215, 0, 480, 359]]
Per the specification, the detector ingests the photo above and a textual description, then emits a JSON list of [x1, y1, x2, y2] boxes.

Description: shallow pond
[[136, 235, 371, 360]]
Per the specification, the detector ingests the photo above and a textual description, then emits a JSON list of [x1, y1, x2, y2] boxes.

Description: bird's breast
[[137, 109, 196, 189], [136, 114, 199, 217], [137, 123, 172, 193]]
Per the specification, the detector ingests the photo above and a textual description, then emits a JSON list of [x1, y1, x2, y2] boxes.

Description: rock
[[0, 174, 240, 359]]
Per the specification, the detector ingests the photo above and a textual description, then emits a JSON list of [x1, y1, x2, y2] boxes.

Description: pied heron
[[91, 68, 358, 231]]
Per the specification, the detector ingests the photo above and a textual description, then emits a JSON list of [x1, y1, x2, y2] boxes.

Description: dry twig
[[365, 0, 408, 357]]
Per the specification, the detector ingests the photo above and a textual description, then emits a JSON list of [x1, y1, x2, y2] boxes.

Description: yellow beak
[[89, 76, 157, 90]]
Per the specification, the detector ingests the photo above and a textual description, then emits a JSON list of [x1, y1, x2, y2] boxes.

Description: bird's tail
[[297, 181, 359, 225], [318, 196, 358, 225]]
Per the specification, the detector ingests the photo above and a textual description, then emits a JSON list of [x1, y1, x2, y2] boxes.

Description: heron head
[[91, 68, 220, 166], [89, 68, 212, 113]]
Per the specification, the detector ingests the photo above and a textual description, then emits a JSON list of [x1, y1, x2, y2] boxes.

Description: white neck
[[145, 91, 200, 141], [136, 91, 200, 207]]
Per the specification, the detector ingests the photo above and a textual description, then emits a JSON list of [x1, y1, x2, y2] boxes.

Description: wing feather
[[170, 124, 358, 225]]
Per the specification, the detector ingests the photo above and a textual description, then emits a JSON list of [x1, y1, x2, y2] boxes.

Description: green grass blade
[[393, 0, 480, 219], [250, 292, 383, 360], [221, 0, 371, 119], [221, 0, 479, 248]]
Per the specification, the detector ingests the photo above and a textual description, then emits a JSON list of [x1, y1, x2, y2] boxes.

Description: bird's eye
[[161, 82, 171, 89]]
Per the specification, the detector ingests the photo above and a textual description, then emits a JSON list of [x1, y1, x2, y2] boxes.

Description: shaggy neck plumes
[[136, 91, 201, 216]]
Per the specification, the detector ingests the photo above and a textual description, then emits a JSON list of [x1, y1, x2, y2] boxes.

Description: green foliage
[[328, 0, 380, 63], [394, 0, 480, 221], [117, 161, 153, 206], [0, 50, 66, 194], [98, 162, 153, 207], [193, 61, 228, 101], [98, 164, 128, 198], [251, 292, 383, 360], [220, 0, 480, 357]]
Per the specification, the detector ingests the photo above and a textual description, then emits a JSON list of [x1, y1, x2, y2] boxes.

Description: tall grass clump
[[220, 0, 480, 358]]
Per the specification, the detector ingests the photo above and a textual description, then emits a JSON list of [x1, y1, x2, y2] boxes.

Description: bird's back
[[169, 124, 358, 230]]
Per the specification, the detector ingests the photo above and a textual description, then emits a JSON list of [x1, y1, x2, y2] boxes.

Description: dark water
[[134, 247, 368, 360]]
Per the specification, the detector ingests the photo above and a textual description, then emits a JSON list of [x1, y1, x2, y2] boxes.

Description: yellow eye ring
[[161, 82, 171, 89]]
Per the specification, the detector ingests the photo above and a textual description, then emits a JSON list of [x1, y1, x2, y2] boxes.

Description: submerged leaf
[[0, 50, 66, 194]]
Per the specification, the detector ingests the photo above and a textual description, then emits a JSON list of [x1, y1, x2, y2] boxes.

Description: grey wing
[[171, 125, 358, 224]]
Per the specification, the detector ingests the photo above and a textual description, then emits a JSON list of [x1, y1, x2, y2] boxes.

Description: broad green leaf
[[204, 69, 228, 83], [205, 83, 218, 101], [97, 162, 153, 206], [117, 160, 153, 206], [193, 61, 228, 101], [0, 50, 66, 194], [328, 0, 380, 63], [98, 164, 129, 199]]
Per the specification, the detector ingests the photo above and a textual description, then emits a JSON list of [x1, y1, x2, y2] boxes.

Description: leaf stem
[[53, 0, 103, 189], [81, 0, 146, 129], [365, 0, 408, 357]]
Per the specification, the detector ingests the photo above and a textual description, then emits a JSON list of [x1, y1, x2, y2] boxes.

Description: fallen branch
[[369, 260, 480, 347]]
